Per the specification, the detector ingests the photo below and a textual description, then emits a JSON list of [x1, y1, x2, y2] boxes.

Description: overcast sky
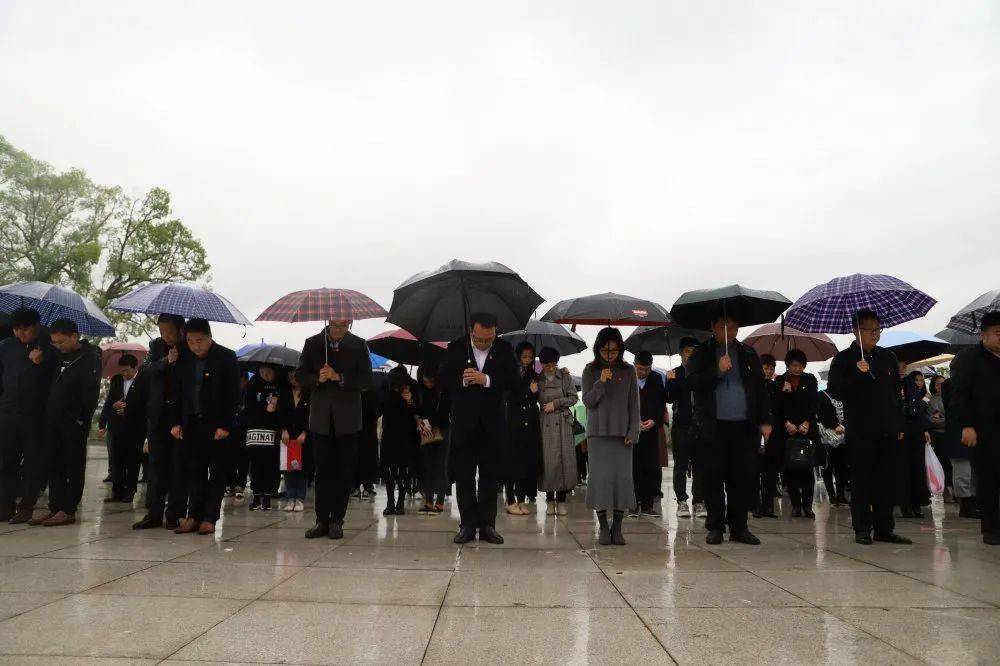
[[1, 1, 997, 372]]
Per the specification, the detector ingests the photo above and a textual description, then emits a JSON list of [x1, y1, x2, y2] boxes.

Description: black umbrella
[[624, 326, 711, 357], [670, 284, 792, 330], [387, 260, 543, 342], [947, 289, 1000, 335], [367, 328, 448, 366], [935, 328, 980, 354], [500, 319, 587, 356], [236, 343, 302, 369], [540, 292, 673, 327]]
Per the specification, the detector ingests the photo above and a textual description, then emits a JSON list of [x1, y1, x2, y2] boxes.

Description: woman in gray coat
[[582, 327, 641, 546], [537, 347, 579, 516]]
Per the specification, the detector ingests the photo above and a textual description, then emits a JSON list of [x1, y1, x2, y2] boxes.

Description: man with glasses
[[828, 309, 911, 545], [950, 311, 1000, 546]]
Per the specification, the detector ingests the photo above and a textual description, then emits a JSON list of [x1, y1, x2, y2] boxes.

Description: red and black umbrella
[[540, 292, 673, 327], [256, 288, 388, 323]]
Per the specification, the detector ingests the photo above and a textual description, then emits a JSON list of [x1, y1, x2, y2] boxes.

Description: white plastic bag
[[925, 443, 945, 494]]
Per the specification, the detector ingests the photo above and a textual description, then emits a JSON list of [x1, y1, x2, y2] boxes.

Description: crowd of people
[[1, 305, 999, 548]]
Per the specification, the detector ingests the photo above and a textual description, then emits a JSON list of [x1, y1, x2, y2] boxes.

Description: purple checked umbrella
[[0, 281, 115, 336], [784, 273, 937, 362], [110, 283, 252, 325]]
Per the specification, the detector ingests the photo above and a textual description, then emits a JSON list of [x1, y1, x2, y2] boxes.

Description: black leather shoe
[[803, 508, 816, 520], [132, 515, 162, 530], [855, 532, 873, 545], [304, 522, 329, 539], [983, 533, 1000, 546], [874, 533, 912, 545], [478, 526, 504, 545], [705, 529, 724, 545], [731, 529, 761, 545], [328, 523, 345, 540], [453, 526, 477, 544]]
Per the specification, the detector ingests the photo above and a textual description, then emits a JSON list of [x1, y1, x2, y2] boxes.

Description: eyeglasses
[[859, 327, 883, 334]]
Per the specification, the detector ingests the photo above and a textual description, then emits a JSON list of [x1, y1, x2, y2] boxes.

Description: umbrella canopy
[[935, 328, 980, 353], [0, 281, 115, 336], [742, 323, 838, 363], [878, 331, 948, 364], [236, 343, 302, 369], [906, 354, 954, 371], [367, 328, 447, 366], [624, 326, 711, 356], [947, 289, 1000, 335], [387, 259, 543, 341], [109, 283, 251, 325], [784, 274, 936, 334], [670, 284, 792, 330], [256, 288, 388, 323], [500, 319, 587, 356], [541, 292, 672, 327], [99, 342, 148, 379]]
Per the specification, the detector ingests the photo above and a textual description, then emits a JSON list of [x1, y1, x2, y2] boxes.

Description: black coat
[[45, 341, 102, 428], [241, 373, 284, 434], [827, 343, 903, 438], [142, 337, 186, 434], [380, 391, 419, 469], [505, 368, 542, 479], [280, 386, 312, 440], [0, 331, 59, 420], [817, 391, 842, 430], [950, 343, 1000, 451], [295, 330, 373, 437], [902, 377, 930, 434], [772, 372, 820, 444], [415, 382, 449, 431], [687, 338, 771, 440], [98, 370, 151, 439], [168, 342, 241, 433], [438, 336, 519, 442], [665, 364, 692, 427], [639, 371, 667, 426]]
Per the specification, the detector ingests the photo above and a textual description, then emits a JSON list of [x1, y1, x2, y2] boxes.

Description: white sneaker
[[556, 503, 568, 516], [546, 502, 557, 516], [694, 502, 708, 518], [676, 502, 692, 518], [294, 500, 304, 512]]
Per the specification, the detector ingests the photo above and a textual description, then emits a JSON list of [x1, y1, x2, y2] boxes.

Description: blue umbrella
[[0, 281, 115, 336], [109, 283, 251, 325], [878, 330, 948, 364], [370, 351, 390, 368]]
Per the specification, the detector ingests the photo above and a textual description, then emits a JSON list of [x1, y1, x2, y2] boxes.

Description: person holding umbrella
[[297, 319, 374, 540], [949, 311, 1000, 545], [687, 312, 773, 545], [439, 312, 519, 545], [0, 308, 58, 524], [827, 309, 912, 545]]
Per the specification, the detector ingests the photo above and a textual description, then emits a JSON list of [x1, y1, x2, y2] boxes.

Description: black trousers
[[248, 442, 280, 496], [452, 422, 500, 529], [785, 466, 815, 510], [633, 429, 661, 508], [313, 431, 358, 525], [757, 440, 781, 510], [110, 429, 143, 499], [576, 443, 588, 482], [929, 430, 952, 490], [229, 426, 249, 489], [848, 434, 898, 537], [46, 421, 89, 515], [822, 445, 850, 500], [701, 420, 756, 535], [0, 414, 31, 512], [671, 423, 701, 503], [898, 429, 930, 510], [505, 477, 537, 504], [176, 420, 229, 523], [146, 425, 183, 521], [421, 435, 449, 504], [973, 436, 1000, 536]]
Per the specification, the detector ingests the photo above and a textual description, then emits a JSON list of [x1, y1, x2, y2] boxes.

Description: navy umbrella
[[947, 289, 1000, 335], [500, 319, 587, 356], [109, 283, 251, 325], [0, 281, 115, 336]]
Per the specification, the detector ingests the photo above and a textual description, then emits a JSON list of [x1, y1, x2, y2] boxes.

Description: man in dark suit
[[687, 313, 773, 546], [98, 354, 149, 503], [632, 351, 667, 517], [296, 319, 374, 540], [439, 312, 518, 545], [168, 318, 240, 535], [133, 314, 186, 530]]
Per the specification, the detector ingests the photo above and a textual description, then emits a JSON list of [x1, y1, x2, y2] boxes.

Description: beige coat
[[537, 369, 579, 492]]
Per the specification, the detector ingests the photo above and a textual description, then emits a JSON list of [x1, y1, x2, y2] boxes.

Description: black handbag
[[784, 436, 816, 470]]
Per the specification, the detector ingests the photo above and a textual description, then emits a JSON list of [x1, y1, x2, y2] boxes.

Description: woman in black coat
[[380, 371, 420, 516], [817, 388, 849, 505], [899, 370, 931, 517], [504, 341, 542, 515], [242, 364, 285, 511], [773, 349, 820, 518], [415, 364, 450, 514], [279, 369, 312, 512]]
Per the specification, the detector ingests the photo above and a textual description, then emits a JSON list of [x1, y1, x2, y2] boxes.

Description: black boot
[[395, 484, 406, 516], [959, 497, 981, 519], [611, 510, 626, 546], [262, 495, 271, 511], [597, 511, 612, 546], [383, 482, 396, 516]]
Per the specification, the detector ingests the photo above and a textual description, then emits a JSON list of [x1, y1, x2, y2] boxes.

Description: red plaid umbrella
[[256, 288, 388, 323]]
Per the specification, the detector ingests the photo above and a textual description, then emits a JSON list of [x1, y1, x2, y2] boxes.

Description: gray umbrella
[[935, 328, 980, 353], [500, 319, 587, 356], [237, 343, 302, 369], [947, 289, 1000, 335]]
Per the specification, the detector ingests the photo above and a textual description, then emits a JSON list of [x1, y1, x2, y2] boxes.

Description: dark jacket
[[772, 372, 819, 444], [687, 338, 771, 439], [45, 341, 102, 428], [639, 371, 667, 428], [241, 373, 284, 434], [415, 381, 449, 431], [0, 331, 59, 420], [827, 343, 903, 438], [98, 370, 151, 438], [902, 376, 930, 434], [295, 330, 373, 437], [169, 342, 241, 433], [817, 390, 842, 430], [380, 390, 420, 468], [505, 367, 542, 478], [438, 336, 519, 441], [280, 386, 312, 440], [950, 343, 1000, 450], [142, 337, 185, 434], [665, 364, 692, 428]]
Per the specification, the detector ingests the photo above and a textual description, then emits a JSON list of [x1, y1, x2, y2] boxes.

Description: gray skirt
[[586, 436, 636, 511]]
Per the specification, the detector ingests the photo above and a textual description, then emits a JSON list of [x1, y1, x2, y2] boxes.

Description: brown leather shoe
[[27, 512, 53, 526], [41, 511, 76, 527], [174, 517, 197, 534], [9, 508, 34, 524], [197, 521, 216, 535]]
